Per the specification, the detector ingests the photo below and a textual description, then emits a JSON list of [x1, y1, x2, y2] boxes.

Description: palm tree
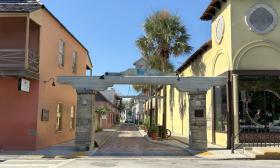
[[134, 36, 175, 127], [138, 10, 192, 138]]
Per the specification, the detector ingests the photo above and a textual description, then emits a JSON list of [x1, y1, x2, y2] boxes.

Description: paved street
[[93, 123, 191, 156], [0, 124, 280, 167], [1, 158, 280, 168]]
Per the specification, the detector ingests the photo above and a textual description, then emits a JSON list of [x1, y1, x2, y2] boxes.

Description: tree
[[137, 10, 192, 138], [95, 106, 111, 129]]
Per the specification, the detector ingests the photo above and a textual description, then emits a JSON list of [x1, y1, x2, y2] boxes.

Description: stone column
[[188, 91, 207, 151], [75, 90, 96, 151]]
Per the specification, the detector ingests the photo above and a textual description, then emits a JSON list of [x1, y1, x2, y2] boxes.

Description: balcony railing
[[0, 49, 39, 79]]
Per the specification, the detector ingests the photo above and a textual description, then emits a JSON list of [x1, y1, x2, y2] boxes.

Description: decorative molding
[[245, 4, 278, 34], [233, 40, 280, 69], [212, 49, 230, 76]]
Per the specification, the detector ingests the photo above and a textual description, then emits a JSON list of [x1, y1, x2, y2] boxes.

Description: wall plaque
[[41, 109, 49, 121], [195, 109, 204, 118]]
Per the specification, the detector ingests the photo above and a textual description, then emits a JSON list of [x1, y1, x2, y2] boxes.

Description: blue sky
[[41, 0, 211, 95]]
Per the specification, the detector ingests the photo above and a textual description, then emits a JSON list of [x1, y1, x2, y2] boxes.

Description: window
[[246, 4, 278, 34], [58, 40, 65, 66], [239, 75, 280, 133], [72, 51, 77, 73], [214, 85, 228, 132], [56, 103, 63, 131], [70, 106, 75, 130]]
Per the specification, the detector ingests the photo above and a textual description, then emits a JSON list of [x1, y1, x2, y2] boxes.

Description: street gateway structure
[[57, 75, 226, 151]]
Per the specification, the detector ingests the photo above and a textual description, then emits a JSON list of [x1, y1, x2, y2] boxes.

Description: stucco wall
[[35, 9, 91, 149], [231, 0, 280, 70], [0, 78, 39, 150]]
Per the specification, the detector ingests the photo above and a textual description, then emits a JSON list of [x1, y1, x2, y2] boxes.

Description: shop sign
[[18, 78, 30, 92]]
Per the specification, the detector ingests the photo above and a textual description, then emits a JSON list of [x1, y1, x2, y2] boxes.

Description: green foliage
[[127, 111, 132, 117], [134, 10, 192, 92], [95, 128, 103, 133], [95, 106, 110, 117], [141, 10, 192, 62], [144, 116, 150, 128], [148, 125, 159, 133], [128, 99, 135, 109]]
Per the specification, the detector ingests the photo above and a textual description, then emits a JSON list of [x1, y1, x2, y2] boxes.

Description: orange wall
[[0, 77, 39, 150], [35, 9, 91, 149]]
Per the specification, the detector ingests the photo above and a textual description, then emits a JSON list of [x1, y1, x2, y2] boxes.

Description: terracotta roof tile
[[0, 0, 41, 12]]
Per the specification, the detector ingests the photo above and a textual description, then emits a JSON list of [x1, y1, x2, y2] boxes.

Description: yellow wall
[[149, 0, 280, 148], [231, 0, 280, 71], [155, 1, 232, 147]]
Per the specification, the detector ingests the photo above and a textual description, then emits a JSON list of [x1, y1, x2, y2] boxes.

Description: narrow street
[[93, 124, 191, 156]]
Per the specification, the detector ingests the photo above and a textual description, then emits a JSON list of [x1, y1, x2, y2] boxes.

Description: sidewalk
[[139, 129, 252, 160], [0, 127, 118, 160]]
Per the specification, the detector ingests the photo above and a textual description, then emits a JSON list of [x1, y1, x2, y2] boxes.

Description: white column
[[232, 74, 239, 143]]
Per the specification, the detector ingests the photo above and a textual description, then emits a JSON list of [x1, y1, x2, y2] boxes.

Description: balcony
[[0, 49, 39, 79], [0, 16, 40, 79]]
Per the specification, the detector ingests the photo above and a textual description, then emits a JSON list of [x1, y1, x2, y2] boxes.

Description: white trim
[[215, 16, 225, 44]]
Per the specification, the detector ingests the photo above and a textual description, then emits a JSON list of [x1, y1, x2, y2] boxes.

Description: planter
[[150, 132, 158, 140], [144, 127, 147, 132]]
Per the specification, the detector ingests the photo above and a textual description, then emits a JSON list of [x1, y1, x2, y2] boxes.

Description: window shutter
[[72, 51, 77, 73], [58, 40, 65, 66]]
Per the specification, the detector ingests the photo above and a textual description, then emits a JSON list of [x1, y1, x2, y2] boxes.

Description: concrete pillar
[[232, 74, 239, 143], [75, 90, 96, 151], [188, 91, 207, 151]]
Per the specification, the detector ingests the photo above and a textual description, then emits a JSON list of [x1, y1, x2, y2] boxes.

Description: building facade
[[95, 91, 120, 129], [0, 0, 92, 150], [155, 0, 280, 148], [132, 99, 145, 124]]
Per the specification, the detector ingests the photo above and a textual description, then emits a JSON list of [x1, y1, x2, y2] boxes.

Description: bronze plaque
[[195, 109, 204, 118]]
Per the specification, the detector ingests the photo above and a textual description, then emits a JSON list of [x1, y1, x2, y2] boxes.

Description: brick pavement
[[93, 123, 191, 156]]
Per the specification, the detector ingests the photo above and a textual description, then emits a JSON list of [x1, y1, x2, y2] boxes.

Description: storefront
[[238, 74, 280, 143]]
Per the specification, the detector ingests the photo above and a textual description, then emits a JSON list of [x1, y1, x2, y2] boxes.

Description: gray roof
[[0, 0, 42, 12]]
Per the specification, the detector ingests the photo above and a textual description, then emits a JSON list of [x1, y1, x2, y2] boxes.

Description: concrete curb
[[138, 129, 253, 160]]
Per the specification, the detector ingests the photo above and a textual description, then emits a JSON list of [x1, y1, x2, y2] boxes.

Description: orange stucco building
[[0, 0, 92, 150]]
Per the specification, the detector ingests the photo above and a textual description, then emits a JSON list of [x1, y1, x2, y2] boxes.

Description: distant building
[[132, 99, 145, 124], [95, 90, 120, 129], [0, 0, 92, 150]]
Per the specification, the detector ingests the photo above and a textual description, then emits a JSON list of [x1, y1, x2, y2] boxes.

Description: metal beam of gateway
[[57, 76, 226, 92], [119, 96, 164, 100], [57, 75, 227, 152]]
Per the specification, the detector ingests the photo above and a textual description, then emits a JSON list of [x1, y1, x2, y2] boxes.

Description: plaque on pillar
[[195, 109, 204, 118]]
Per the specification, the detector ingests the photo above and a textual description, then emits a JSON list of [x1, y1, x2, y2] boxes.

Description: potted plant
[[148, 125, 159, 140]]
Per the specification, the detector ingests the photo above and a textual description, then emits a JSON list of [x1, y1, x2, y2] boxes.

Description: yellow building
[[154, 0, 280, 148]]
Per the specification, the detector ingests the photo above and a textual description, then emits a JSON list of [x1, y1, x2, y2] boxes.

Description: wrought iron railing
[[0, 49, 39, 76], [231, 128, 280, 153]]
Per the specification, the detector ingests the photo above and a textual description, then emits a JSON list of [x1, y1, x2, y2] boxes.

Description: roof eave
[[176, 40, 212, 73], [200, 0, 227, 21]]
